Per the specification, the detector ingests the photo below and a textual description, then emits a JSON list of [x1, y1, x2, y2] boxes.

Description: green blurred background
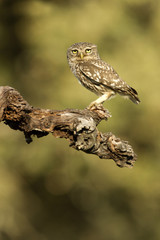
[[0, 0, 160, 239]]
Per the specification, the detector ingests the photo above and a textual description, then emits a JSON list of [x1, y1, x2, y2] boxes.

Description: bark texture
[[0, 86, 137, 168]]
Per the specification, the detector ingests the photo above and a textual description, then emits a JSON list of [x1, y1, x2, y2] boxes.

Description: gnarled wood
[[0, 86, 137, 168]]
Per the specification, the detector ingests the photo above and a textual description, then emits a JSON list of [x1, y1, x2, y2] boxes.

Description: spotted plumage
[[67, 42, 140, 107]]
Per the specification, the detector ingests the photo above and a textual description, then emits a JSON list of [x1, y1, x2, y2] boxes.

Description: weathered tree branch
[[0, 86, 137, 168]]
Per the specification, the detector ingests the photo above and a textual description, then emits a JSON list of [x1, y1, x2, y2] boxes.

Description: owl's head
[[67, 42, 100, 63]]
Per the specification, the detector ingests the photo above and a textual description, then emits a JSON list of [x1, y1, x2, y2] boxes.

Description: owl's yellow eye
[[85, 48, 91, 53], [72, 49, 78, 54]]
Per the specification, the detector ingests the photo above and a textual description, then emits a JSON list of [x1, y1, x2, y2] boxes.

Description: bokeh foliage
[[0, 0, 160, 239]]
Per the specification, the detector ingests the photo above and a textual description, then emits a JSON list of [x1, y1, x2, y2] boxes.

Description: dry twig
[[0, 86, 137, 167]]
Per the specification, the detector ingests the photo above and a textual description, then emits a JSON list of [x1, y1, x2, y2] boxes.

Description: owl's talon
[[87, 102, 111, 120], [88, 102, 101, 111]]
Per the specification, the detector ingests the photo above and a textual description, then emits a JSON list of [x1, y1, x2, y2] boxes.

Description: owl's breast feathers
[[76, 60, 140, 104]]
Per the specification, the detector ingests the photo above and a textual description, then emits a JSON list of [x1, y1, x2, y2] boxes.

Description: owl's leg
[[88, 92, 114, 110]]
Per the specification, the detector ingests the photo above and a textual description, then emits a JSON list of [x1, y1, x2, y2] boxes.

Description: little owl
[[67, 42, 140, 108]]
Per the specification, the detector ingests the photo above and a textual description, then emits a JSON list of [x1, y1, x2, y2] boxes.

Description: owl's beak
[[80, 52, 84, 59]]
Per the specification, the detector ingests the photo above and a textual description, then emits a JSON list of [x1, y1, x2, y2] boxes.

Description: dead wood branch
[[0, 86, 137, 168]]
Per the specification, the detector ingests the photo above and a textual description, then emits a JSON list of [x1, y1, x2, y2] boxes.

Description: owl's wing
[[79, 60, 121, 89], [79, 60, 140, 104]]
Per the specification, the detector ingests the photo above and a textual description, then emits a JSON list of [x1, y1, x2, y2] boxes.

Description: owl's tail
[[128, 87, 140, 104]]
